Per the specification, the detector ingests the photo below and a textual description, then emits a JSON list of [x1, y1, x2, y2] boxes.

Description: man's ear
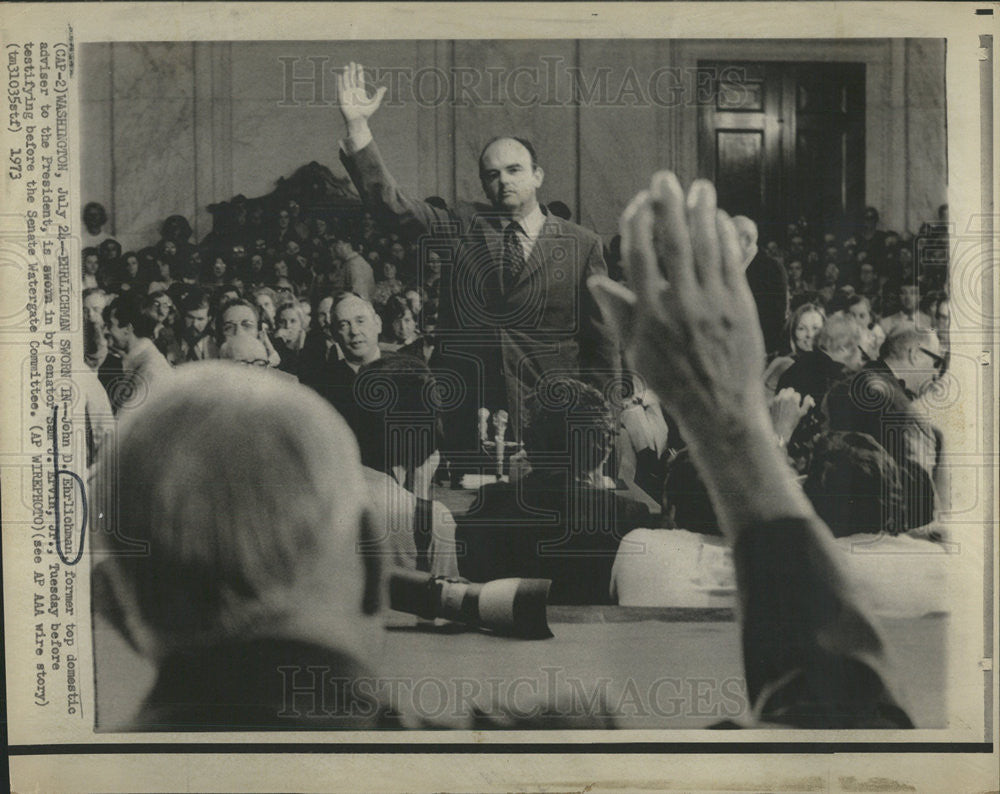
[[358, 508, 384, 616], [533, 166, 545, 190]]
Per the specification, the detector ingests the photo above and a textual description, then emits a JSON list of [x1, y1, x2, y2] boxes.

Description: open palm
[[337, 61, 386, 124]]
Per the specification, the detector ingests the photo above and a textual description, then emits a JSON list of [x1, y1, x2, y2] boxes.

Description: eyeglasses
[[236, 358, 269, 367], [919, 347, 947, 374]]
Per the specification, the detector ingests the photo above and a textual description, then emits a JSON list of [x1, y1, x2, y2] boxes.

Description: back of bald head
[[93, 362, 369, 653], [880, 327, 937, 363], [731, 215, 759, 266], [219, 334, 268, 363], [731, 215, 758, 246]]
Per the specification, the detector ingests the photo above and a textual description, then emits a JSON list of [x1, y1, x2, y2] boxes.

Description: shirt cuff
[[341, 127, 373, 155]]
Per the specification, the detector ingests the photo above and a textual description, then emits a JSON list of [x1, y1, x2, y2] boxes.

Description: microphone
[[477, 407, 491, 444], [494, 409, 508, 478], [388, 569, 553, 639]]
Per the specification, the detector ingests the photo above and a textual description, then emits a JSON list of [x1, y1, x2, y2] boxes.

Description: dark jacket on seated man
[[455, 469, 652, 604]]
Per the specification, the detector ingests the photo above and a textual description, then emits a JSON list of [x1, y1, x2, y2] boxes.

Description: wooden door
[[698, 61, 865, 243]]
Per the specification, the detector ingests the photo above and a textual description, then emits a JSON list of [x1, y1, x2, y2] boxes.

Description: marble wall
[[80, 39, 947, 251]]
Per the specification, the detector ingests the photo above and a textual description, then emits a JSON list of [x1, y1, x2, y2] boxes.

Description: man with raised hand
[[587, 172, 912, 728], [335, 61, 619, 471]]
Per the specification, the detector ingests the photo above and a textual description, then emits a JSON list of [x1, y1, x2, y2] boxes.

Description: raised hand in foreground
[[589, 172, 913, 727], [588, 173, 815, 540]]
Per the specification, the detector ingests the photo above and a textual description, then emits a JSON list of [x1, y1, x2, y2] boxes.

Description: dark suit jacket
[[455, 470, 652, 604], [132, 638, 396, 731], [823, 359, 938, 528], [776, 349, 847, 405], [340, 140, 620, 447], [745, 250, 789, 356]]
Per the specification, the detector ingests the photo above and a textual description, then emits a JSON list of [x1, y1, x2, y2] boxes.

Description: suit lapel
[[514, 215, 560, 288]]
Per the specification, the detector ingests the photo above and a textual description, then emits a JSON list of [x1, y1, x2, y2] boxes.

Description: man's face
[[335, 296, 381, 364], [859, 263, 875, 284], [83, 254, 100, 275], [479, 139, 543, 216], [83, 206, 104, 228], [900, 285, 919, 313], [392, 309, 417, 344], [222, 305, 259, 340], [152, 294, 173, 323], [848, 300, 871, 327], [788, 260, 803, 280], [277, 308, 302, 337], [184, 306, 210, 337], [105, 312, 131, 354], [317, 297, 335, 338], [255, 294, 276, 322], [405, 289, 422, 315], [83, 293, 106, 326], [909, 335, 944, 395], [212, 258, 227, 278]]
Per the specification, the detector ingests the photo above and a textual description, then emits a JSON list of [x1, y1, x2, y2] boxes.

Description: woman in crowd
[[273, 301, 308, 378], [763, 301, 825, 396], [379, 296, 420, 354]]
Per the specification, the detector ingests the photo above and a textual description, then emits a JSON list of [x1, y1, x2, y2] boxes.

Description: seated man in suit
[[335, 62, 620, 474], [732, 215, 789, 358], [456, 376, 653, 604], [823, 326, 945, 529], [321, 292, 382, 432]]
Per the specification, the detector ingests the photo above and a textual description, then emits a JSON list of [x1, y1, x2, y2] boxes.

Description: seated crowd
[[81, 172, 953, 601], [89, 171, 934, 730]]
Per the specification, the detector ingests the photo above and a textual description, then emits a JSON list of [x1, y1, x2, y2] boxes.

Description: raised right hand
[[336, 61, 386, 126]]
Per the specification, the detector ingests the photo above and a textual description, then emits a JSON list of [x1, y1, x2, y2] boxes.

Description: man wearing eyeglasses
[[823, 327, 945, 529]]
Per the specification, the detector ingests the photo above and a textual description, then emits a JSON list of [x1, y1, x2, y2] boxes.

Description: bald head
[[880, 327, 943, 396], [220, 334, 269, 365], [93, 362, 372, 655], [731, 216, 759, 268]]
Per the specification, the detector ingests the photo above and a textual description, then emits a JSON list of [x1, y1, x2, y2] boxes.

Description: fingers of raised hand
[[685, 180, 723, 289], [620, 190, 664, 300], [648, 171, 695, 294]]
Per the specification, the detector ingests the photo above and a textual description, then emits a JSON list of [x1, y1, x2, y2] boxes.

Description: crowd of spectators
[[91, 169, 938, 730], [80, 177, 953, 611]]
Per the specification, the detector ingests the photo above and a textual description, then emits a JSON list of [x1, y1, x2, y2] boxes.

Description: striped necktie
[[502, 221, 526, 291]]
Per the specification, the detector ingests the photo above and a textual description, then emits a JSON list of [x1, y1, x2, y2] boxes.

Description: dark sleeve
[[340, 140, 458, 236], [747, 255, 789, 356], [577, 234, 622, 389], [734, 517, 913, 728]]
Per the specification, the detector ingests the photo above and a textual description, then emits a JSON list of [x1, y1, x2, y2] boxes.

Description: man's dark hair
[[523, 376, 614, 475], [82, 246, 99, 261], [180, 286, 211, 314], [352, 353, 441, 473], [478, 136, 539, 175], [104, 292, 157, 339], [423, 195, 448, 210], [803, 431, 904, 537]]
